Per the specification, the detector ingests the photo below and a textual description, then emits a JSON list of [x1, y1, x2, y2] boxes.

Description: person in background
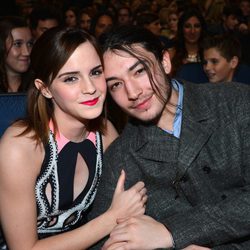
[[0, 16, 34, 93], [117, 6, 132, 26], [239, 0, 250, 25], [202, 34, 241, 83], [64, 6, 79, 28], [160, 8, 179, 41], [166, 10, 179, 39], [208, 3, 244, 35], [0, 27, 147, 250], [90, 11, 115, 40], [169, 7, 207, 76], [78, 7, 95, 32], [28, 5, 61, 41], [89, 24, 250, 250], [135, 11, 172, 49]]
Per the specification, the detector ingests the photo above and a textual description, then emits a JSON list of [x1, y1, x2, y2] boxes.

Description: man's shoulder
[[184, 81, 250, 102], [182, 81, 250, 121], [104, 122, 140, 156]]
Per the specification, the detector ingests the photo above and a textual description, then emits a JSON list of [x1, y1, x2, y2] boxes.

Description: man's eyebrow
[[106, 60, 143, 82], [128, 60, 142, 71]]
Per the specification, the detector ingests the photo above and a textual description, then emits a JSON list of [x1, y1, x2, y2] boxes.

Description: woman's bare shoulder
[[0, 123, 44, 176]]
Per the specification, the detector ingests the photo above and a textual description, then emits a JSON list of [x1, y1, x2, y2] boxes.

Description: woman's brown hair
[[20, 27, 106, 145]]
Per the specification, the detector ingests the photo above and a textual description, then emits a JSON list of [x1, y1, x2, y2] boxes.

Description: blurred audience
[[160, 8, 179, 41], [117, 6, 132, 26], [64, 5, 78, 28], [208, 3, 245, 35], [78, 7, 95, 32], [90, 11, 115, 40], [29, 5, 61, 41], [239, 0, 250, 26], [135, 12, 172, 49]]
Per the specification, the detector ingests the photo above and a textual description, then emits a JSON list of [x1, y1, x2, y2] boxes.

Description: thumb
[[114, 169, 126, 194]]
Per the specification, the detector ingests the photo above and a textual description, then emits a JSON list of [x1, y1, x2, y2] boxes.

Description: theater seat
[[233, 64, 250, 85], [175, 62, 208, 83], [176, 62, 250, 85], [0, 93, 27, 137]]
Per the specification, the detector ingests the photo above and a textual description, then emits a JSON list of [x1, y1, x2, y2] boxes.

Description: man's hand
[[182, 245, 211, 250], [102, 215, 173, 250]]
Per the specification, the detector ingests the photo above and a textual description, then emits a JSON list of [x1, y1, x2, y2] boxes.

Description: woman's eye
[[194, 24, 201, 29], [27, 40, 34, 48], [13, 41, 22, 47], [64, 76, 78, 83]]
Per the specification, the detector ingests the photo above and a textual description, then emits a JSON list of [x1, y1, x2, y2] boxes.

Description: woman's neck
[[54, 116, 89, 143], [185, 42, 199, 55], [7, 72, 21, 92]]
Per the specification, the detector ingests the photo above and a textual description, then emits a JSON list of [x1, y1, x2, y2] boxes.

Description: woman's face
[[168, 13, 178, 32], [79, 13, 91, 31], [5, 27, 34, 76], [183, 16, 202, 44], [65, 9, 77, 27], [146, 19, 162, 36], [44, 41, 107, 123]]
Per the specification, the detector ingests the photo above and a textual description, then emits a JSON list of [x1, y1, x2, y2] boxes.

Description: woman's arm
[[0, 126, 146, 250]]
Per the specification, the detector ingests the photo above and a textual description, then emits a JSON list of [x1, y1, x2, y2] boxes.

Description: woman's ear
[[34, 79, 52, 99], [162, 50, 172, 74]]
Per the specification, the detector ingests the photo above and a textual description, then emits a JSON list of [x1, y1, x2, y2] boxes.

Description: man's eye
[[91, 69, 103, 76], [202, 60, 207, 65], [211, 59, 219, 64], [135, 67, 145, 75], [109, 81, 122, 91]]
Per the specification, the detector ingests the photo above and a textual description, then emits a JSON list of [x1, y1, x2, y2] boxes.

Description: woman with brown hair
[[0, 27, 147, 249]]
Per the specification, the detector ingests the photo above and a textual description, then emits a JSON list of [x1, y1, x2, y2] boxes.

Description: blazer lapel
[[177, 82, 217, 177]]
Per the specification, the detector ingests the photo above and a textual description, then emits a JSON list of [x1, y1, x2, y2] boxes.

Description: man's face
[[104, 46, 170, 122], [79, 13, 91, 31], [118, 8, 131, 26], [240, 0, 250, 17], [33, 19, 58, 40], [95, 15, 113, 38]]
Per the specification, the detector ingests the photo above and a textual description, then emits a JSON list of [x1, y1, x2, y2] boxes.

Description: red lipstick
[[81, 97, 99, 106]]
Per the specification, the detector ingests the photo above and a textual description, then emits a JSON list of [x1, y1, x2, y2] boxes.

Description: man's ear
[[34, 79, 52, 99], [162, 50, 172, 74], [230, 56, 239, 69]]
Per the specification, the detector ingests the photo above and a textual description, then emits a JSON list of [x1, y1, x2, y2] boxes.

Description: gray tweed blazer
[[89, 82, 250, 250]]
